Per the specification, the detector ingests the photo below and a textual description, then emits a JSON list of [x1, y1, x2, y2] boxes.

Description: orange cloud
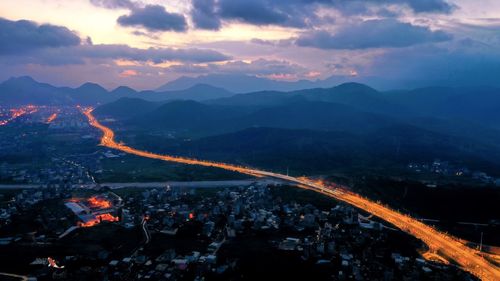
[[264, 73, 297, 80], [119, 69, 138, 77], [305, 71, 321, 78]]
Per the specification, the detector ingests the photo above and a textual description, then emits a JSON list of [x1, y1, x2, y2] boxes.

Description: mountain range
[[155, 73, 335, 93], [92, 82, 500, 175], [3, 74, 500, 174], [0, 76, 235, 106], [0, 73, 392, 106], [155, 73, 407, 93]]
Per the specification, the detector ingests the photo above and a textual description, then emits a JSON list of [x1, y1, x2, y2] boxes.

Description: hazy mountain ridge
[[3, 76, 500, 130], [0, 76, 235, 105], [0, 76, 73, 105], [96, 82, 500, 139], [155, 74, 323, 93], [4, 75, 500, 173], [94, 82, 500, 174], [154, 73, 400, 93], [208, 82, 407, 115], [93, 98, 162, 119]]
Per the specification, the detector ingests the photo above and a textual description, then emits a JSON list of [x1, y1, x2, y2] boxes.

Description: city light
[[78, 213, 120, 228], [0, 105, 38, 126], [46, 113, 57, 123], [87, 196, 112, 209]]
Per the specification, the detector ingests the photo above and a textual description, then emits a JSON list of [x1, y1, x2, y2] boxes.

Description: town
[[0, 180, 475, 280], [0, 105, 497, 280]]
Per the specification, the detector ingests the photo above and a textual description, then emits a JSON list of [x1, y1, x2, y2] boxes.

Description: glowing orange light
[[78, 213, 119, 227], [87, 196, 112, 209], [421, 250, 450, 265], [46, 113, 57, 123]]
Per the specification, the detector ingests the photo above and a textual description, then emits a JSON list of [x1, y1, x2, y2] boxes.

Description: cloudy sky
[[1, 0, 500, 89]]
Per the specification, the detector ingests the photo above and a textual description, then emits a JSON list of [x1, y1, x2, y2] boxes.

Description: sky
[[1, 0, 500, 90]]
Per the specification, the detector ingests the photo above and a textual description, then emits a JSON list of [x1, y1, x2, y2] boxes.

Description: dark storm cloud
[[0, 17, 230, 65], [0, 17, 81, 55], [77, 44, 231, 63], [191, 0, 315, 30], [403, 0, 456, 13], [117, 5, 188, 32], [370, 39, 500, 87], [165, 58, 308, 76], [89, 0, 137, 9], [217, 0, 309, 28], [190, 0, 456, 30], [343, 0, 455, 14], [296, 19, 452, 49], [0, 44, 231, 65], [191, 0, 221, 30], [310, 0, 455, 14]]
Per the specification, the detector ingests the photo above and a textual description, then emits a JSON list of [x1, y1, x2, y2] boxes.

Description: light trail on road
[[82, 107, 500, 280], [46, 113, 57, 123]]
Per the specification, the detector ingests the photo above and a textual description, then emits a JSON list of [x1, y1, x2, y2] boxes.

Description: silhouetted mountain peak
[[111, 86, 137, 95], [93, 97, 160, 119], [331, 82, 378, 94], [76, 82, 107, 93], [2, 76, 39, 86], [155, 73, 324, 93]]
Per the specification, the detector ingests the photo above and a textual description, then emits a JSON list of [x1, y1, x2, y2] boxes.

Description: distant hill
[[155, 73, 399, 93], [141, 126, 500, 175], [207, 90, 293, 107], [3, 75, 500, 134], [110, 86, 137, 97], [384, 86, 500, 129], [0, 76, 236, 105], [142, 84, 234, 102], [85, 81, 500, 175], [155, 74, 332, 93], [0, 77, 117, 105], [93, 97, 161, 119], [129, 100, 252, 135], [0, 76, 72, 105], [225, 100, 397, 133], [97, 82, 500, 141], [210, 82, 500, 125], [99, 98, 401, 137], [209, 82, 407, 115], [73, 82, 112, 104]]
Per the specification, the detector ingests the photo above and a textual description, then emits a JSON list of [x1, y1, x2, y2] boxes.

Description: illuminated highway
[[82, 108, 500, 280]]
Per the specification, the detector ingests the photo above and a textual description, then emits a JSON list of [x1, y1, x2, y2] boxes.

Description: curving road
[[141, 217, 151, 244], [82, 108, 500, 280]]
